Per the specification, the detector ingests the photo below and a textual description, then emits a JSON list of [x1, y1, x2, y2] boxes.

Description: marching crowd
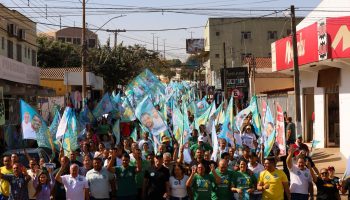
[[0, 107, 350, 200]]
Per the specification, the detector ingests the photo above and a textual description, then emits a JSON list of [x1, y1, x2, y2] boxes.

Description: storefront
[[271, 1, 350, 158]]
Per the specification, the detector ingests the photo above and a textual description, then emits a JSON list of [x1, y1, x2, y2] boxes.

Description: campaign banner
[[172, 105, 184, 143], [135, 97, 167, 136], [250, 96, 262, 136], [93, 93, 113, 118], [125, 69, 165, 105], [263, 105, 276, 158], [120, 97, 136, 122], [63, 111, 79, 156], [276, 103, 286, 156], [20, 100, 55, 149], [218, 96, 235, 146], [235, 106, 252, 133]]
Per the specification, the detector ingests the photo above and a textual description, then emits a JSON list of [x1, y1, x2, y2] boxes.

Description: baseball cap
[[198, 136, 205, 142]]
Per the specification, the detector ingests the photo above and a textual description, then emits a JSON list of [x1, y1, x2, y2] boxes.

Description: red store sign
[[272, 16, 350, 71]]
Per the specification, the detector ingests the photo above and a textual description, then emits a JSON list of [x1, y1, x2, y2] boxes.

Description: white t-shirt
[[289, 165, 312, 194], [169, 175, 189, 198], [241, 132, 256, 149], [86, 168, 114, 199], [27, 169, 36, 199], [248, 162, 265, 194], [61, 175, 89, 200], [248, 162, 264, 179]]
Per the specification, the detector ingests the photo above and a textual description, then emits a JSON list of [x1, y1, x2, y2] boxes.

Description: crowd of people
[[0, 101, 349, 200]]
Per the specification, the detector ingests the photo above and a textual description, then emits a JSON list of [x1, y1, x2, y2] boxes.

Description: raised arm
[[210, 164, 221, 184], [107, 151, 116, 173], [286, 145, 295, 170], [177, 145, 185, 164], [55, 162, 67, 184], [186, 166, 196, 187], [307, 160, 318, 183]]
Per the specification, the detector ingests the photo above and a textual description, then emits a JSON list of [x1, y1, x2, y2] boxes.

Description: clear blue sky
[[2, 0, 321, 61]]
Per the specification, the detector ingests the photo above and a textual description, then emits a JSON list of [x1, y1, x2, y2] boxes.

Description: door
[[325, 86, 339, 147]]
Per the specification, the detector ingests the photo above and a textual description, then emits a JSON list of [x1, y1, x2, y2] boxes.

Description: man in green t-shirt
[[107, 151, 141, 200], [130, 148, 151, 199], [211, 159, 237, 200], [190, 136, 213, 157]]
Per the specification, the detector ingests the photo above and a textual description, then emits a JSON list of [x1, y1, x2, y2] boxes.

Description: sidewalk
[[291, 147, 348, 199]]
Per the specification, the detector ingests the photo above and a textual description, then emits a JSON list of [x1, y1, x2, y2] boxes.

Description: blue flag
[[135, 97, 167, 136], [93, 93, 113, 118], [63, 111, 80, 156], [263, 105, 276, 158], [250, 96, 262, 136], [20, 100, 55, 150]]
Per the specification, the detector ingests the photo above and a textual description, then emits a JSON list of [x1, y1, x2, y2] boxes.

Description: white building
[[272, 0, 350, 158]]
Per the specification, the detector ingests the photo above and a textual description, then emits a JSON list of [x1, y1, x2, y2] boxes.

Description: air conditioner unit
[[7, 24, 18, 36], [18, 29, 26, 40]]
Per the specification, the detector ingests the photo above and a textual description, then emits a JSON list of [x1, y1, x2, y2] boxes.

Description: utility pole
[[156, 36, 159, 52], [106, 29, 126, 48], [151, 33, 155, 51], [223, 42, 227, 99], [81, 0, 87, 102], [291, 5, 302, 137], [163, 39, 166, 60]]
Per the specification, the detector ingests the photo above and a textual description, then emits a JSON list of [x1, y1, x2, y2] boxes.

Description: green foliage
[[37, 35, 177, 90], [37, 35, 81, 67]]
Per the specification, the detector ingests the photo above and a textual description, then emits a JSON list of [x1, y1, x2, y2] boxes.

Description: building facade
[[51, 27, 98, 48], [204, 17, 302, 88], [272, 0, 350, 158], [0, 3, 47, 125]]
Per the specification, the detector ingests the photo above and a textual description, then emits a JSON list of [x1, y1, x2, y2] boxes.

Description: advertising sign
[[186, 39, 204, 54]]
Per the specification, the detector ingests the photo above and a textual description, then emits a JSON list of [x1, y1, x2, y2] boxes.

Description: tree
[[37, 35, 81, 67], [88, 44, 176, 91]]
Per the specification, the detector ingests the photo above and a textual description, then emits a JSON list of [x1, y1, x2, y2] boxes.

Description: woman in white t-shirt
[[169, 163, 189, 200]]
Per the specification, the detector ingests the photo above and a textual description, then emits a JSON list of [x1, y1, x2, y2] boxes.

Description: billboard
[[186, 39, 204, 54]]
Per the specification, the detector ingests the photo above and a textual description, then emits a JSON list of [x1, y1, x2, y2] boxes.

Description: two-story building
[[204, 17, 303, 88], [0, 3, 52, 124]]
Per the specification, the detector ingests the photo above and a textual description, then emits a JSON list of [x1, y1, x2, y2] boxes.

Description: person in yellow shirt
[[257, 157, 291, 200], [0, 156, 13, 199]]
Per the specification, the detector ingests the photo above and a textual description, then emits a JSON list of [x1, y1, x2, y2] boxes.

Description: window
[[16, 44, 22, 62], [66, 37, 72, 43], [32, 50, 37, 66], [88, 39, 96, 48], [57, 37, 65, 42], [241, 32, 251, 40], [287, 29, 292, 36], [216, 31, 220, 36], [215, 54, 220, 58], [7, 40, 13, 59], [73, 38, 81, 45], [241, 53, 252, 61], [1, 37, 4, 49], [268, 31, 277, 40]]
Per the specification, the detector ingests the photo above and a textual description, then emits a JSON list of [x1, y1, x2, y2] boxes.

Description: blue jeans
[[291, 193, 309, 200]]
